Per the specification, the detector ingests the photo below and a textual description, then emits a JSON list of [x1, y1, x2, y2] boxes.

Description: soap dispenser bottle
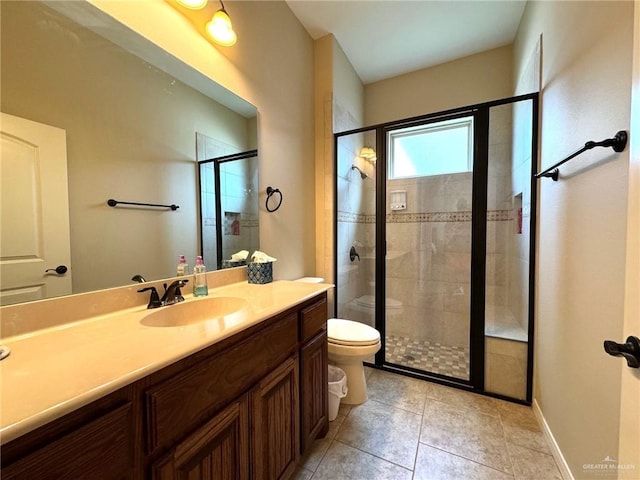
[[193, 256, 208, 297], [176, 255, 189, 276]]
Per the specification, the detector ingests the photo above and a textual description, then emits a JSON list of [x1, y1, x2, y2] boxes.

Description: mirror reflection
[[197, 144, 259, 270], [0, 1, 258, 305]]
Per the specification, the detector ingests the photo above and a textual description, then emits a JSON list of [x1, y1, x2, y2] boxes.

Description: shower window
[[388, 116, 474, 179]]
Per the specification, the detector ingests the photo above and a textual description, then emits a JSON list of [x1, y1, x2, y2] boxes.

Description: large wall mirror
[[0, 1, 258, 306]]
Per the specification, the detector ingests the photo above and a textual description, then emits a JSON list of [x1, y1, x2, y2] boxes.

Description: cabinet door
[[300, 330, 329, 454], [1, 403, 133, 480], [251, 356, 299, 480], [152, 395, 249, 480]]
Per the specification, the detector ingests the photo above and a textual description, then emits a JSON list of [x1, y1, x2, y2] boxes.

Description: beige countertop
[[0, 280, 331, 445]]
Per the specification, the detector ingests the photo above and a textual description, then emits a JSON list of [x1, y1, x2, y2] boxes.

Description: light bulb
[[176, 0, 207, 9], [360, 147, 377, 162], [206, 9, 237, 46]]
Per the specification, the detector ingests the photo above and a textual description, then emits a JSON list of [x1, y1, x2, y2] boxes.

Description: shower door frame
[[334, 93, 539, 403]]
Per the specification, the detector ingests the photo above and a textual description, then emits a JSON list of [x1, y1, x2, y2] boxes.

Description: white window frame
[[387, 116, 474, 179]]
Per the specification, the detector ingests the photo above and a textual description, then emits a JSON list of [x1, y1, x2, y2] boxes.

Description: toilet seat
[[328, 318, 380, 347]]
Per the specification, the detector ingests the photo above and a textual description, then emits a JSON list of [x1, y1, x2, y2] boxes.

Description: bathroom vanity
[[0, 280, 330, 479]]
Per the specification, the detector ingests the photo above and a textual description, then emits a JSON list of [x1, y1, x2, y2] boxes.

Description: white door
[[618, 1, 640, 474], [0, 113, 72, 305]]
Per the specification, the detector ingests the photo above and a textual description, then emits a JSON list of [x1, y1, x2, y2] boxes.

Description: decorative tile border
[[337, 210, 512, 224], [487, 210, 512, 221], [336, 211, 371, 223], [240, 219, 259, 227], [388, 211, 472, 223], [202, 216, 259, 228]]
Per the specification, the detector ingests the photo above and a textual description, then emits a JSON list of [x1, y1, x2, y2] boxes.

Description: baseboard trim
[[533, 398, 575, 480]]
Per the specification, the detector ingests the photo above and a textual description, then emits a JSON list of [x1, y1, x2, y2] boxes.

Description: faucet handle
[[138, 286, 162, 309], [161, 279, 190, 305], [174, 279, 188, 302]]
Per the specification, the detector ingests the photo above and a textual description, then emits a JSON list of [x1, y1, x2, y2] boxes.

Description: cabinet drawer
[[2, 403, 133, 480], [299, 296, 327, 343], [146, 312, 298, 453]]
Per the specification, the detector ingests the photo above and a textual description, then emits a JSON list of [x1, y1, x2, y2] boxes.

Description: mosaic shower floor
[[385, 335, 470, 379]]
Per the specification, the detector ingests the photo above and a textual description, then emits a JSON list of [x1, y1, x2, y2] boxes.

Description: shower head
[[351, 164, 368, 180]]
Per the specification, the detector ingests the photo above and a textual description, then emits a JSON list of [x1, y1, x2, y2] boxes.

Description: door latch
[[603, 336, 640, 368]]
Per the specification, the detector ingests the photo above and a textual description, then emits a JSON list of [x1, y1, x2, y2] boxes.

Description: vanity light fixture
[[176, 0, 208, 9], [206, 0, 237, 46], [359, 146, 377, 164]]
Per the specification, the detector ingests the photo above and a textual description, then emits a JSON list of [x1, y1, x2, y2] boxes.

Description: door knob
[[603, 336, 640, 368], [45, 265, 68, 275]]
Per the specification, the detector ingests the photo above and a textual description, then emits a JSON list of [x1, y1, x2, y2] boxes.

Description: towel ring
[[266, 186, 283, 212]]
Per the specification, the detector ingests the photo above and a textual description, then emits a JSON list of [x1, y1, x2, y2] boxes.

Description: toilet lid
[[327, 318, 380, 346]]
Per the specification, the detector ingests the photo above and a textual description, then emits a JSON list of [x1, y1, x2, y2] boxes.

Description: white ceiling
[[285, 0, 527, 84]]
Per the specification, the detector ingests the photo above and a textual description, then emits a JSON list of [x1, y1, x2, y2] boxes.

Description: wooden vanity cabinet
[[1, 292, 328, 480], [151, 395, 250, 480], [299, 297, 329, 454], [251, 356, 300, 480], [0, 391, 136, 480]]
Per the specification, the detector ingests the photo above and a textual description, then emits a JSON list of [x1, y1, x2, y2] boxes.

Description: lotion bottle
[[193, 256, 208, 297], [176, 255, 189, 276]]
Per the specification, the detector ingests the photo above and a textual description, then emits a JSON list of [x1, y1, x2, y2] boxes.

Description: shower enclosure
[[335, 94, 538, 402], [198, 144, 259, 270]]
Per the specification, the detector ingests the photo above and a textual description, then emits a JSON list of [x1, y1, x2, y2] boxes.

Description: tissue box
[[222, 259, 247, 269], [247, 262, 273, 284]]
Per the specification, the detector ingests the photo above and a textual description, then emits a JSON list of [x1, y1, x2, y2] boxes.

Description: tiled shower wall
[[218, 158, 259, 262], [486, 105, 519, 334], [384, 106, 516, 349], [508, 100, 533, 333], [336, 129, 376, 326], [386, 175, 473, 347]]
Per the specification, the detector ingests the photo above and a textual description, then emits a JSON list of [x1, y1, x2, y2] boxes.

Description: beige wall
[[315, 35, 365, 311], [364, 45, 513, 126], [93, 0, 315, 281], [314, 35, 336, 293], [515, 1, 634, 477], [1, 1, 251, 293]]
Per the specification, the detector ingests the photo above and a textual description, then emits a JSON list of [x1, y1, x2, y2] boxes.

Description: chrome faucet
[[161, 279, 189, 306]]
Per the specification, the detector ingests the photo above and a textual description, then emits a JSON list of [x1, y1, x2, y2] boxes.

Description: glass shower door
[[384, 115, 475, 380], [484, 99, 536, 401], [335, 94, 538, 400], [335, 129, 377, 332]]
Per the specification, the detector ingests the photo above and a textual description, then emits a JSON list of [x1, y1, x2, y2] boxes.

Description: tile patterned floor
[[385, 335, 470, 379], [295, 368, 563, 480]]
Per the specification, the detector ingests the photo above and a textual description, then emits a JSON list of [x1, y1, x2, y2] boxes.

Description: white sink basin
[[140, 296, 249, 327]]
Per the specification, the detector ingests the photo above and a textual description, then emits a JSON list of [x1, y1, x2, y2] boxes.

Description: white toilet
[[327, 318, 380, 405], [294, 277, 381, 405]]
